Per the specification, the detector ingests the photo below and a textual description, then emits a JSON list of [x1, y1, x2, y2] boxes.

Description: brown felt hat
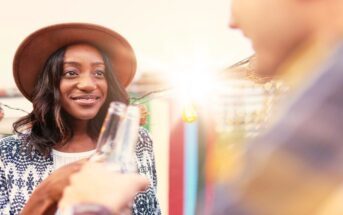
[[13, 23, 137, 101]]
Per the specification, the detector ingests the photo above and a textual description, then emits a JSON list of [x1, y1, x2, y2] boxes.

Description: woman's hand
[[59, 162, 149, 214]]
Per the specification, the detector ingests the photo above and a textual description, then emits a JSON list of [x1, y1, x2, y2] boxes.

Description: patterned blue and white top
[[0, 128, 160, 215]]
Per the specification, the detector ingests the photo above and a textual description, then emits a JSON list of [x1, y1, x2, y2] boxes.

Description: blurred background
[[0, 0, 279, 214]]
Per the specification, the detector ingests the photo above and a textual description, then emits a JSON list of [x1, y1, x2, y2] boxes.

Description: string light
[[181, 101, 198, 123]]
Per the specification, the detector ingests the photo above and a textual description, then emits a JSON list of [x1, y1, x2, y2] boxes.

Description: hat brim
[[13, 23, 136, 101]]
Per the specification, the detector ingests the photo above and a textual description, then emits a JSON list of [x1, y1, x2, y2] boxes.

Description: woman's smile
[[70, 94, 101, 105]]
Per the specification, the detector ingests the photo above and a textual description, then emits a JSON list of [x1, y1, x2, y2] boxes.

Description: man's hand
[[59, 162, 149, 214]]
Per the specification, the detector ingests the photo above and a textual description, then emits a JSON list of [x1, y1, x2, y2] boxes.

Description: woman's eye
[[95, 70, 105, 77], [63, 70, 78, 77]]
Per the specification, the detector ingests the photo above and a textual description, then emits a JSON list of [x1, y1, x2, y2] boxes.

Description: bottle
[[106, 105, 140, 173], [90, 101, 127, 162]]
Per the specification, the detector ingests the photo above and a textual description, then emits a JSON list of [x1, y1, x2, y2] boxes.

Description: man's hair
[[13, 44, 129, 156]]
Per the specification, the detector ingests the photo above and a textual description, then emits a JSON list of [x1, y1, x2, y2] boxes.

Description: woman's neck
[[54, 120, 97, 153]]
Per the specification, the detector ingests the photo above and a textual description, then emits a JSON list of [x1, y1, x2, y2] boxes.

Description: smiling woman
[[59, 44, 109, 123], [0, 23, 160, 215]]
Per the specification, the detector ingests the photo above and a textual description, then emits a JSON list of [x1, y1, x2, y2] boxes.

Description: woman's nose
[[77, 74, 97, 91]]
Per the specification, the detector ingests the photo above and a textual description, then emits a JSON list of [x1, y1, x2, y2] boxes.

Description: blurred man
[[212, 0, 343, 214]]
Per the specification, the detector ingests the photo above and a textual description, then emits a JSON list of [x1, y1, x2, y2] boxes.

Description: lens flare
[[181, 102, 198, 123]]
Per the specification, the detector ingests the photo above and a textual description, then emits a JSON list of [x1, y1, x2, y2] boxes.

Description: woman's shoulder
[[137, 127, 153, 150], [0, 134, 24, 158], [0, 134, 26, 161], [138, 127, 151, 138], [0, 133, 52, 169], [0, 134, 24, 150]]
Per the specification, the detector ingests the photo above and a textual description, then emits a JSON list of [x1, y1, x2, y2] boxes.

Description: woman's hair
[[13, 43, 129, 156]]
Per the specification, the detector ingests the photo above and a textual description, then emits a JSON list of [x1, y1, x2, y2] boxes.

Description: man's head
[[229, 0, 343, 77]]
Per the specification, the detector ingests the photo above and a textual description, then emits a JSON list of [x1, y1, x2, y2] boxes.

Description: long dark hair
[[13, 43, 129, 156]]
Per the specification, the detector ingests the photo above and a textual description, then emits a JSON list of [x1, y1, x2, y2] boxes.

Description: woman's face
[[59, 44, 108, 121]]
